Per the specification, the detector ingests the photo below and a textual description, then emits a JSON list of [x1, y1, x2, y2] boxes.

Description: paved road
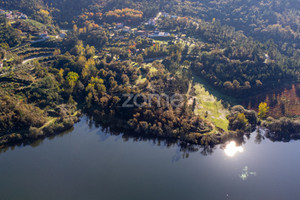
[[22, 54, 53, 64]]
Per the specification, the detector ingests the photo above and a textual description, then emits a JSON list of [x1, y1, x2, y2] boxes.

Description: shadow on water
[[78, 116, 220, 160], [0, 116, 219, 159], [0, 127, 75, 155]]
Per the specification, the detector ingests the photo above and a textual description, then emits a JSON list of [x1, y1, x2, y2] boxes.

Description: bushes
[[227, 105, 258, 131], [228, 113, 249, 131], [0, 84, 78, 147], [0, 17, 22, 47], [28, 75, 62, 108], [29, 126, 43, 139], [0, 92, 47, 135]]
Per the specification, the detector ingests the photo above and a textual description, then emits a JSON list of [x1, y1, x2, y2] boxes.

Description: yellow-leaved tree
[[66, 72, 79, 89], [258, 102, 269, 119]]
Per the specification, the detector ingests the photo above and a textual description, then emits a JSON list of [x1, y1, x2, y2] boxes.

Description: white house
[[162, 12, 169, 17], [148, 19, 156, 26], [122, 26, 131, 32], [137, 30, 146, 35], [39, 31, 49, 39], [264, 53, 269, 64], [5, 13, 14, 20], [116, 23, 124, 29], [20, 14, 28, 19], [148, 32, 170, 38], [59, 33, 66, 38]]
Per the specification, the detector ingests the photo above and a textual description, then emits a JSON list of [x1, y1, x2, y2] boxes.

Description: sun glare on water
[[224, 141, 244, 157]]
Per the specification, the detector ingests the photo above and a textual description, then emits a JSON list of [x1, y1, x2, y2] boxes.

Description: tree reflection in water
[[87, 116, 219, 161], [1, 115, 298, 160], [0, 127, 75, 154]]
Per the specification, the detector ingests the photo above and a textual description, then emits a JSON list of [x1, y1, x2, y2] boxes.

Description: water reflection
[[87, 116, 219, 160], [239, 166, 256, 181], [224, 141, 244, 157], [0, 127, 74, 154]]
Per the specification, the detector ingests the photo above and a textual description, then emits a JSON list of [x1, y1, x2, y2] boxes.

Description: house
[[137, 30, 146, 36], [122, 26, 131, 32], [5, 13, 14, 20], [265, 54, 269, 59], [113, 35, 125, 40], [162, 12, 169, 17], [148, 32, 170, 38], [161, 32, 170, 36], [39, 31, 49, 39], [148, 19, 156, 26], [20, 14, 28, 19], [59, 33, 66, 38], [264, 53, 270, 64], [116, 23, 124, 29]]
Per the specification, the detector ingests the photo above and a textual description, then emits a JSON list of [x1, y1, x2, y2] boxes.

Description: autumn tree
[[86, 45, 96, 58], [258, 102, 269, 119], [82, 58, 96, 79], [73, 24, 78, 33], [53, 49, 61, 56], [228, 112, 249, 131], [66, 72, 79, 88]]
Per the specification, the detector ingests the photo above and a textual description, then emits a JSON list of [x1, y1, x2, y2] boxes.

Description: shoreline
[[0, 110, 81, 150], [1, 105, 299, 151]]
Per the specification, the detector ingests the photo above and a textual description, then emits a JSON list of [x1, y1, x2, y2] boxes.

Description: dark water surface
[[0, 118, 300, 200]]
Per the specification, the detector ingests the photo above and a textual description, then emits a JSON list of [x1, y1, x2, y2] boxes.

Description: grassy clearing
[[145, 63, 158, 74], [25, 19, 46, 29], [193, 84, 229, 131], [134, 62, 159, 85]]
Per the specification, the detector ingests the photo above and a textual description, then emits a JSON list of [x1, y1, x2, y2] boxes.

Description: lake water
[[1, 118, 300, 200]]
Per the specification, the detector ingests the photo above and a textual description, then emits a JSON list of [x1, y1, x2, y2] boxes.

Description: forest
[[0, 0, 299, 148], [1, 0, 299, 49]]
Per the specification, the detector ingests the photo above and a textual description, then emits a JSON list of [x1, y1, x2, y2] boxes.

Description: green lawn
[[193, 84, 229, 131], [134, 62, 158, 85]]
